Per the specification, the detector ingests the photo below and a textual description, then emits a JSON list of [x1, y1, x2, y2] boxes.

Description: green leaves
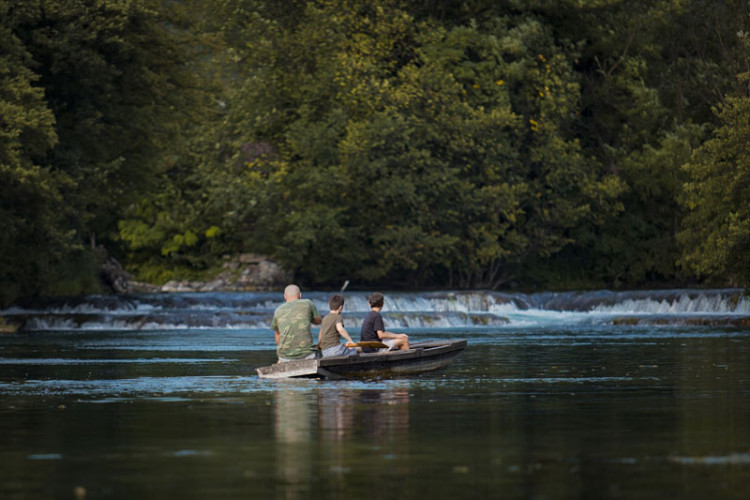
[[0, 0, 218, 303], [680, 97, 750, 284], [0, 2, 72, 304], [205, 0, 623, 288], [5, 0, 750, 302]]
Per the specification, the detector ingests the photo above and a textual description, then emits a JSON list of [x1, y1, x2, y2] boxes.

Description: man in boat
[[318, 294, 358, 357], [270, 284, 322, 362], [360, 292, 409, 352]]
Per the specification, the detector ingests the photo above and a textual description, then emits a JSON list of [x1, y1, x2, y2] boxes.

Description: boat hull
[[256, 339, 467, 379]]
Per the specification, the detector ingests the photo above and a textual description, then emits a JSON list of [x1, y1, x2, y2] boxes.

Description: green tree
[[1, 0, 215, 303], [207, 1, 622, 288], [680, 94, 750, 285], [0, 2, 72, 304], [8, 0, 745, 295], [515, 0, 747, 287], [16, 0, 211, 246]]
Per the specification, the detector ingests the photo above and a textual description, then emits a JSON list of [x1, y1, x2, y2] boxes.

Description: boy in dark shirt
[[360, 292, 409, 352]]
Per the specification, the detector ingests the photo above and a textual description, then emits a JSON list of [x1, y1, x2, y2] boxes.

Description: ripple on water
[[0, 376, 264, 398], [669, 453, 750, 465], [27, 454, 63, 460], [0, 358, 237, 365]]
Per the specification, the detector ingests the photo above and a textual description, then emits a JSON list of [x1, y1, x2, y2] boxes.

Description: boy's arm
[[335, 322, 354, 344], [377, 330, 408, 340]]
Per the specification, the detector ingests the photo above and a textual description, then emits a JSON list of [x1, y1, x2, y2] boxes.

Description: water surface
[[1, 290, 749, 498]]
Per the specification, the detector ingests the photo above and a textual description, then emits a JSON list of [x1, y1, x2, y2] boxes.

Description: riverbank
[[0, 318, 18, 334], [117, 254, 292, 294]]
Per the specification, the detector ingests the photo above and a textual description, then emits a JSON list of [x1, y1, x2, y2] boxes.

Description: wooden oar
[[345, 341, 389, 349]]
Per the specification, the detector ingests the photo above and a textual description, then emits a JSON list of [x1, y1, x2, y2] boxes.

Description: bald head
[[283, 284, 301, 302]]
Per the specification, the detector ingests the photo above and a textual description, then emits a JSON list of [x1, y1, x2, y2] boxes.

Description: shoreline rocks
[[100, 255, 133, 294], [0, 317, 21, 334], [128, 254, 292, 294]]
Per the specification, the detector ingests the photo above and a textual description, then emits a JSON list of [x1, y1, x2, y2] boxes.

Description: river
[[1, 289, 749, 498]]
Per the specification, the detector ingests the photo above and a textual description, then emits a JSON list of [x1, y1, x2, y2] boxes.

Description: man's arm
[[274, 329, 280, 345], [308, 301, 323, 325]]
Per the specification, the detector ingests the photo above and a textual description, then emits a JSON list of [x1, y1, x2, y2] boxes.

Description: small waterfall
[[1, 289, 748, 332]]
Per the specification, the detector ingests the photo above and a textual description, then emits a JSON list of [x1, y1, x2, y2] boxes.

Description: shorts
[[321, 344, 357, 357], [381, 339, 398, 351], [362, 338, 399, 353]]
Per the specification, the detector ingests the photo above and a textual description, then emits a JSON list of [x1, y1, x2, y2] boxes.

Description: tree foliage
[[680, 95, 750, 284], [4, 0, 750, 303], [0, 0, 214, 304], [184, 0, 625, 289]]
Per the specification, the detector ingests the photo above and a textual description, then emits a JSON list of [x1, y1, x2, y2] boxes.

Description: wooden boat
[[256, 339, 467, 379]]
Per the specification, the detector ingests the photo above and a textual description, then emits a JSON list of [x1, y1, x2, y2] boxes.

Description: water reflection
[[273, 385, 411, 498], [317, 387, 410, 439], [274, 389, 315, 499], [2, 307, 749, 499]]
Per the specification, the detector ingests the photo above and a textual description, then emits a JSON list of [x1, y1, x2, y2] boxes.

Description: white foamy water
[[590, 294, 750, 314], [3, 289, 748, 332]]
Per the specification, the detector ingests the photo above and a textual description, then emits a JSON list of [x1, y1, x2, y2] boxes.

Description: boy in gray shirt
[[318, 294, 357, 357]]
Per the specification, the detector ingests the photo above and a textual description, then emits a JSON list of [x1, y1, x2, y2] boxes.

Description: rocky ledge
[[127, 254, 292, 294], [0, 317, 20, 334]]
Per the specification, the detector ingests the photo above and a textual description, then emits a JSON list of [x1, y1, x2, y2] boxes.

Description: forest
[[2, 0, 750, 306]]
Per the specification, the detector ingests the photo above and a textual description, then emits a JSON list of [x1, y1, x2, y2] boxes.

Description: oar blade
[[345, 341, 389, 349]]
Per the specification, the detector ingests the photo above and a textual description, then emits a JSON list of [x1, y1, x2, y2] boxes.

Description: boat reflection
[[274, 385, 411, 497], [317, 388, 410, 440], [274, 389, 316, 499]]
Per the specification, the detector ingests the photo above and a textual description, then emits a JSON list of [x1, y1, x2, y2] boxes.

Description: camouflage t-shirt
[[270, 299, 319, 360]]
